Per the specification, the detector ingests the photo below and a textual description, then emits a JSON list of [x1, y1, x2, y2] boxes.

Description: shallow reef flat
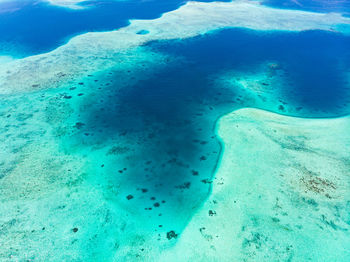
[[46, 0, 126, 9], [160, 108, 350, 262], [1, 0, 350, 94], [0, 45, 227, 261], [0, 48, 180, 261], [2, 81, 349, 261], [46, 0, 91, 9]]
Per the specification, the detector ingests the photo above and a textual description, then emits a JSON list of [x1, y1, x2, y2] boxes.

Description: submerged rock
[[166, 230, 178, 240]]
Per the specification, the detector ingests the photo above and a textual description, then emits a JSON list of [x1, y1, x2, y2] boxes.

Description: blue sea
[[0, 0, 350, 261]]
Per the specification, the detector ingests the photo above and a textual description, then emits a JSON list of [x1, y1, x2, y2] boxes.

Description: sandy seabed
[[158, 108, 350, 261]]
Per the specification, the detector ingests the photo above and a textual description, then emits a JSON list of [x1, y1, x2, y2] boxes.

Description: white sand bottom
[[160, 108, 350, 261]]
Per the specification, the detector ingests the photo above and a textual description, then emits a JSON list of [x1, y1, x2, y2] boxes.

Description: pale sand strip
[[46, 0, 127, 9], [1, 1, 349, 94], [46, 0, 87, 9]]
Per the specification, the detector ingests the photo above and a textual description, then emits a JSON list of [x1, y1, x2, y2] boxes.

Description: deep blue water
[[149, 29, 350, 116], [0, 0, 228, 58], [262, 0, 350, 14]]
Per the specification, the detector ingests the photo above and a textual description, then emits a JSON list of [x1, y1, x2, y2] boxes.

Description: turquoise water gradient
[[1, 0, 350, 261], [59, 29, 350, 229]]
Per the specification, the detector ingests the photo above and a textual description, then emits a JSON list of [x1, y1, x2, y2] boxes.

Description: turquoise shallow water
[[1, 1, 350, 261]]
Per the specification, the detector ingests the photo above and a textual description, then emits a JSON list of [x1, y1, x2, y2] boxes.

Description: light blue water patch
[[335, 23, 350, 34]]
